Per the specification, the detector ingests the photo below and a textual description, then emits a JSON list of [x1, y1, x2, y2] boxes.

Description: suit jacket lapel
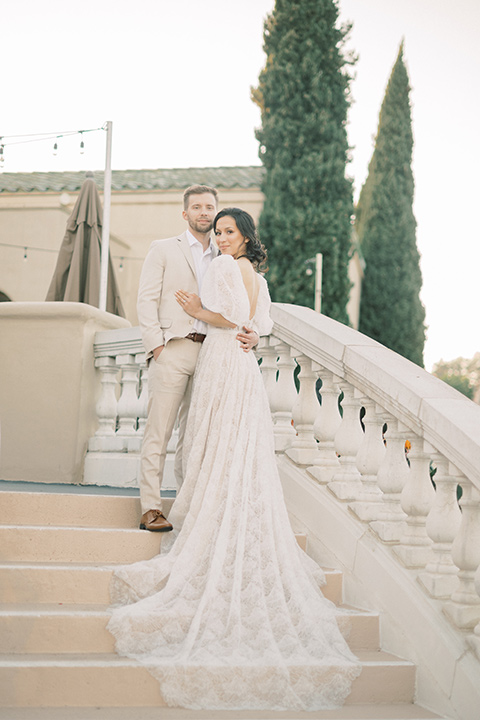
[[178, 232, 196, 277]]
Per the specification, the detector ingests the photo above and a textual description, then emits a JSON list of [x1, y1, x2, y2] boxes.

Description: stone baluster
[[467, 562, 480, 660], [394, 436, 435, 568], [257, 337, 278, 416], [350, 398, 385, 521], [270, 340, 297, 452], [307, 367, 341, 485], [115, 354, 141, 447], [88, 356, 122, 452], [285, 353, 319, 465], [125, 353, 147, 453], [328, 380, 363, 501], [444, 480, 480, 630], [369, 415, 409, 542], [418, 456, 463, 598]]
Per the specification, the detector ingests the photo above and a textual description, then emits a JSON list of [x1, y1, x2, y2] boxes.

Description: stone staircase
[[0, 489, 449, 719]]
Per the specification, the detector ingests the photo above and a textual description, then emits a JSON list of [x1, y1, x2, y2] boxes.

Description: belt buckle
[[186, 332, 205, 343]]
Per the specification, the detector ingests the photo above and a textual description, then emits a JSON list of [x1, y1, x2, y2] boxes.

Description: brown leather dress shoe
[[139, 509, 173, 532]]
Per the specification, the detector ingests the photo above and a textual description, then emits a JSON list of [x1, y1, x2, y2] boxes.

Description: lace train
[[108, 257, 361, 710]]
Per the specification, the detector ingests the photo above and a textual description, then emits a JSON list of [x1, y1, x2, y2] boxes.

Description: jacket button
[[189, 319, 194, 325]]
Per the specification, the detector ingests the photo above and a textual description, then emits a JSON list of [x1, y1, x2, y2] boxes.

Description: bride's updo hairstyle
[[214, 207, 268, 271]]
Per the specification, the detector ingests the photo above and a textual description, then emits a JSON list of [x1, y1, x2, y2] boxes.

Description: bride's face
[[215, 216, 248, 259]]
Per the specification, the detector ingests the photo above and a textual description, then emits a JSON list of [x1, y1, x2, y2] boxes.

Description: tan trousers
[[139, 338, 202, 514]]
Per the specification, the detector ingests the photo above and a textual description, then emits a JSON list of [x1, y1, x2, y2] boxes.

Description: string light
[[0, 127, 104, 146], [0, 242, 144, 265], [0, 126, 104, 168]]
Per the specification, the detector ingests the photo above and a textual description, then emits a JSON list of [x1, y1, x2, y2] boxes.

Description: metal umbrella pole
[[99, 120, 112, 312]]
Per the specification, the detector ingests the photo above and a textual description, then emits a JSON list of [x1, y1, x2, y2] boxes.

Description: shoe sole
[[138, 524, 173, 532]]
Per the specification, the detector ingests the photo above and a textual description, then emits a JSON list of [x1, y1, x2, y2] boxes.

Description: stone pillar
[[307, 367, 341, 485], [350, 398, 385, 521], [257, 337, 279, 419], [116, 354, 140, 444], [369, 415, 409, 542], [394, 436, 435, 568], [88, 357, 119, 451], [328, 380, 363, 500], [270, 340, 297, 452], [467, 561, 480, 660], [285, 353, 319, 465], [418, 457, 462, 598], [444, 481, 480, 630]]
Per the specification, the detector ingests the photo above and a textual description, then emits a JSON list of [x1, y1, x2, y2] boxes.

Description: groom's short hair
[[183, 185, 218, 209]]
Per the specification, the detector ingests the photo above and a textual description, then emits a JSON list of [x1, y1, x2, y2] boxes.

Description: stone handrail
[[84, 303, 480, 688], [271, 303, 480, 489]]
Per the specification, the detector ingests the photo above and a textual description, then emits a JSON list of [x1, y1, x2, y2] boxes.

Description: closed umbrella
[[46, 174, 125, 317]]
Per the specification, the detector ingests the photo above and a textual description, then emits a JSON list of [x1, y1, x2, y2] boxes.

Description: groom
[[137, 185, 259, 531]]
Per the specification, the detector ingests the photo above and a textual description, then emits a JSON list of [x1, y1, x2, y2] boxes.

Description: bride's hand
[[175, 290, 202, 318]]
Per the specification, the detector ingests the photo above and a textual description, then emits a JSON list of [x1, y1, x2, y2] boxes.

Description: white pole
[[315, 252, 323, 313], [99, 121, 113, 312]]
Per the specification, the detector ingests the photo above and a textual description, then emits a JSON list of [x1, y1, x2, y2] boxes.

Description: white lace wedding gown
[[107, 254, 361, 711]]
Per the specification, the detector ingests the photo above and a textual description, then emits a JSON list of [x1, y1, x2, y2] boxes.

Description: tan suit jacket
[[137, 231, 218, 360]]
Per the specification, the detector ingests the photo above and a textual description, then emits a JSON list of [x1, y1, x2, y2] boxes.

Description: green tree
[[252, 0, 355, 323], [433, 354, 480, 402], [356, 43, 426, 366], [435, 373, 474, 399]]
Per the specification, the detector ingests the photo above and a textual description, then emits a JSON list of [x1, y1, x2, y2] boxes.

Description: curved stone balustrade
[[84, 303, 480, 718], [268, 304, 480, 639]]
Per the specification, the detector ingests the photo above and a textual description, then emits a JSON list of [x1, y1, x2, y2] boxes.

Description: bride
[[107, 208, 361, 711]]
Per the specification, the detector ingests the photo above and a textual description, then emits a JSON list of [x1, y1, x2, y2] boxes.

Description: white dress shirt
[[186, 228, 214, 335]]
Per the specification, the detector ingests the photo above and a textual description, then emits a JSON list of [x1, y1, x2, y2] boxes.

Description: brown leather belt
[[185, 332, 206, 343]]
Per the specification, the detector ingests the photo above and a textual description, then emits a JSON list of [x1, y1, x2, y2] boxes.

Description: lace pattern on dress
[[108, 254, 361, 710]]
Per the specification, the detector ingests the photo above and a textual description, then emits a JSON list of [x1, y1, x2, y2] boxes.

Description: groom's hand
[[237, 327, 259, 353]]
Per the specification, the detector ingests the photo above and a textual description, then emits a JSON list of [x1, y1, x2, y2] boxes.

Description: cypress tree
[[356, 43, 426, 366], [252, 0, 355, 323]]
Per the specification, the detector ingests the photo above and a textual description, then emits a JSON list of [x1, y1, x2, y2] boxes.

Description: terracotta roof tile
[[0, 166, 264, 193]]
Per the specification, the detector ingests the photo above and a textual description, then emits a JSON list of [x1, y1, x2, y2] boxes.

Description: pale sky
[[2, 0, 479, 371]]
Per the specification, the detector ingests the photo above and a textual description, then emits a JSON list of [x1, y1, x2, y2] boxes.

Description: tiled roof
[[0, 166, 264, 193]]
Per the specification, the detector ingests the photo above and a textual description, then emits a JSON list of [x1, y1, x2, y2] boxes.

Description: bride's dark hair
[[214, 207, 268, 271]]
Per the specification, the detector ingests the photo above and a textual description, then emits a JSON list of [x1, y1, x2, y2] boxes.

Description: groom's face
[[183, 193, 217, 235]]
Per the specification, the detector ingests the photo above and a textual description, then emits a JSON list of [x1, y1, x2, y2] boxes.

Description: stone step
[[0, 705, 447, 720], [0, 526, 308, 565], [0, 562, 343, 605], [0, 491, 425, 716], [0, 650, 416, 708], [0, 525, 164, 564], [0, 563, 116, 605], [0, 491, 159, 529], [0, 603, 379, 654]]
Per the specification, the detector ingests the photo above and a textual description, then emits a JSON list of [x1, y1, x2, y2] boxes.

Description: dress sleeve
[[201, 255, 247, 327], [252, 275, 274, 336]]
